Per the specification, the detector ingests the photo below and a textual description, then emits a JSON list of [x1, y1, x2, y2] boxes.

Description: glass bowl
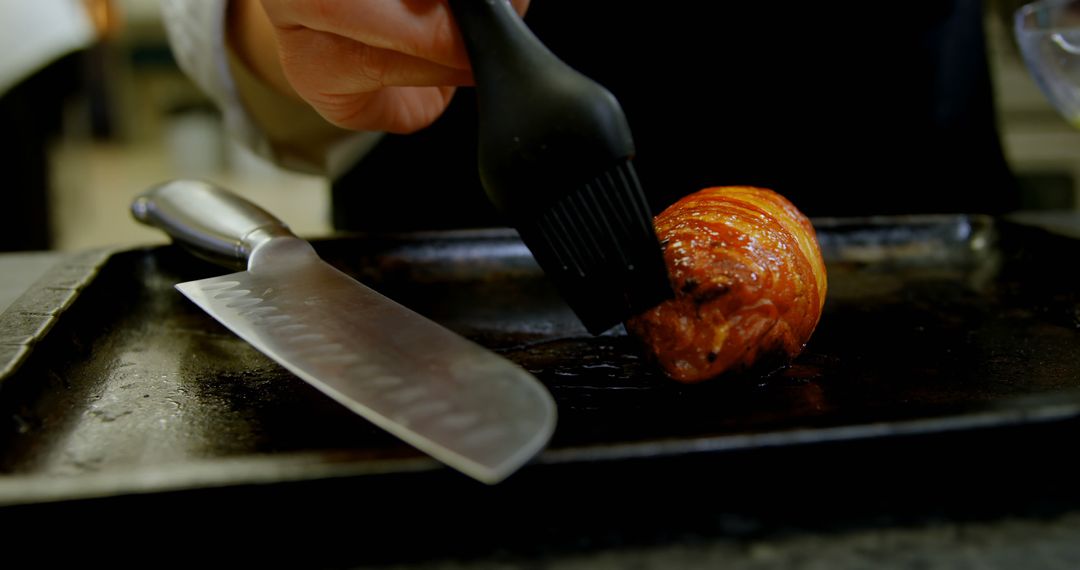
[[1016, 0, 1080, 127]]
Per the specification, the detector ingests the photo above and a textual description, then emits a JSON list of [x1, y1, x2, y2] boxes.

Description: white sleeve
[[0, 0, 97, 95], [159, 0, 270, 163], [158, 0, 380, 177]]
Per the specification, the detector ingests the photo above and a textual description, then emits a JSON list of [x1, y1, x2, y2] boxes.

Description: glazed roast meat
[[625, 186, 827, 383]]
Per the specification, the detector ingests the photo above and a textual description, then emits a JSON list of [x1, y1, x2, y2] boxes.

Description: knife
[[130, 179, 556, 484]]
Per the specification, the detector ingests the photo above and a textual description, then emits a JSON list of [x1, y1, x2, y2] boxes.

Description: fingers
[[312, 85, 459, 133], [262, 0, 466, 69], [276, 27, 473, 94], [272, 23, 465, 132], [261, 0, 530, 70], [252, 0, 532, 133]]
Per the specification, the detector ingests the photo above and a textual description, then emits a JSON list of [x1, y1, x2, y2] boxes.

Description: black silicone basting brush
[[448, 0, 673, 334]]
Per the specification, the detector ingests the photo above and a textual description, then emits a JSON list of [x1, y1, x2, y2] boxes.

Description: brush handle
[[449, 0, 562, 82], [447, 0, 636, 217]]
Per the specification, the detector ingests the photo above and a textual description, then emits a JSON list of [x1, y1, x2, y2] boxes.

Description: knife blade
[[130, 179, 556, 484]]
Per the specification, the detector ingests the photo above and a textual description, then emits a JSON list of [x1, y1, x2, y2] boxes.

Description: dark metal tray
[[2, 214, 1080, 516]]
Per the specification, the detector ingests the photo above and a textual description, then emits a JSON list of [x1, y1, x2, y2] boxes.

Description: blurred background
[[1, 0, 1077, 253], [1, 0, 330, 253]]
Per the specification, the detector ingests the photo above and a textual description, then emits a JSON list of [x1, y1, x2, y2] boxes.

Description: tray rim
[[3, 213, 1080, 505], [0, 248, 116, 384]]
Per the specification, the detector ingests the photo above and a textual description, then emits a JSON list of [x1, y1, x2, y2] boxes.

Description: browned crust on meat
[[625, 187, 827, 383]]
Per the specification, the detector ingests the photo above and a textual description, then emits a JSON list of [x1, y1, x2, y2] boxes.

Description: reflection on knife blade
[[132, 179, 557, 483]]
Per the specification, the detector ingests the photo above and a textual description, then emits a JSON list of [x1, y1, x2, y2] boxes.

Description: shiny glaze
[[626, 187, 827, 382]]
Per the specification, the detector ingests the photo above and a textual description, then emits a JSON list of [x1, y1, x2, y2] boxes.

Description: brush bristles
[[518, 160, 673, 334]]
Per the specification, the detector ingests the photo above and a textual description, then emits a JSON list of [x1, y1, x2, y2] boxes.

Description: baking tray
[[2, 214, 1080, 515]]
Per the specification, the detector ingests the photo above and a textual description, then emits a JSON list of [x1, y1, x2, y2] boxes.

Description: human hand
[[230, 0, 530, 134]]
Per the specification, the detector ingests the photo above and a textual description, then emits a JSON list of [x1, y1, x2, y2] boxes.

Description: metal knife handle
[[131, 179, 295, 265]]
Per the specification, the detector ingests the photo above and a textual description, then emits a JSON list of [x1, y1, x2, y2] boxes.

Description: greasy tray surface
[[2, 215, 1080, 504]]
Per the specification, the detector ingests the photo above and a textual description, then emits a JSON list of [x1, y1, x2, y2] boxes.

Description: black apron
[[331, 0, 1018, 232]]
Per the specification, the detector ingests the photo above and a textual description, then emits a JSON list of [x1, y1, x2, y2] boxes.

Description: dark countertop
[[3, 215, 1080, 567]]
